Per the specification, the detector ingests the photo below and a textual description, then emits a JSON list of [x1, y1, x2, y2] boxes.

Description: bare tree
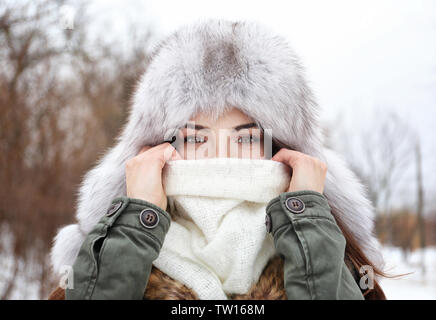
[[414, 138, 426, 276], [327, 107, 417, 252], [0, 0, 153, 299]]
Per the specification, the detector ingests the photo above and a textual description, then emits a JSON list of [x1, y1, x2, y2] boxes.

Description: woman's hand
[[272, 148, 327, 194], [125, 142, 182, 211]]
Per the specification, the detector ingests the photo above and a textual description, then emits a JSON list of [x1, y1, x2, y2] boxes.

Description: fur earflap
[[50, 18, 384, 276]]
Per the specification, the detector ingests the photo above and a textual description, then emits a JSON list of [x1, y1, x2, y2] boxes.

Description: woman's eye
[[236, 135, 261, 144], [184, 135, 206, 144]]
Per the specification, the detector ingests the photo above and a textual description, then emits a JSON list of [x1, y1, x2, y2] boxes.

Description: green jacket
[[65, 190, 364, 300]]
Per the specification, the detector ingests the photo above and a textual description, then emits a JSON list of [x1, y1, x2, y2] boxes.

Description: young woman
[[48, 19, 387, 300]]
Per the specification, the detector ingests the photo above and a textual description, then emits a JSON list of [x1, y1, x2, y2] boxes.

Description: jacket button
[[265, 213, 272, 233], [106, 201, 123, 217], [285, 197, 305, 214], [140, 209, 159, 229]]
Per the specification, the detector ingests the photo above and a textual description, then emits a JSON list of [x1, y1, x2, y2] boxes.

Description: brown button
[[285, 197, 305, 214], [106, 201, 123, 217], [139, 209, 159, 229], [265, 213, 272, 233]]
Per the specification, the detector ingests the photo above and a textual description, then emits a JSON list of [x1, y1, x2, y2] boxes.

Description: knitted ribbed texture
[[152, 158, 291, 300]]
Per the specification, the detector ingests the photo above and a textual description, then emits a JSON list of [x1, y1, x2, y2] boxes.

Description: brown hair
[[335, 216, 386, 299]]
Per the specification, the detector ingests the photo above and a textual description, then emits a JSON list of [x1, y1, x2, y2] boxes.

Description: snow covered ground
[[379, 246, 436, 299], [1, 242, 435, 299]]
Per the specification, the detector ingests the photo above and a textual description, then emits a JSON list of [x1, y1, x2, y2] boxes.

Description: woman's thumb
[[162, 143, 183, 162], [171, 149, 183, 160]]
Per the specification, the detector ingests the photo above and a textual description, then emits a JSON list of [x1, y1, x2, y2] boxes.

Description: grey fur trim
[[50, 18, 385, 276]]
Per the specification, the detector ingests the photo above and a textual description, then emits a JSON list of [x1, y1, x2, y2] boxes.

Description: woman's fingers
[[171, 148, 183, 160], [138, 145, 152, 155], [126, 142, 180, 210], [272, 147, 327, 193], [271, 148, 304, 168], [272, 147, 327, 172], [161, 142, 184, 162], [136, 143, 182, 168]]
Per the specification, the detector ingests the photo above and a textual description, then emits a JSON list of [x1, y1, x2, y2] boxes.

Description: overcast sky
[[88, 0, 436, 210]]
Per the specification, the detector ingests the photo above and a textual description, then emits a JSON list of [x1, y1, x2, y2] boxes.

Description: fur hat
[[50, 18, 385, 276]]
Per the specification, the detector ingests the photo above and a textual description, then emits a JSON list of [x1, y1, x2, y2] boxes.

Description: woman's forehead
[[186, 107, 259, 130]]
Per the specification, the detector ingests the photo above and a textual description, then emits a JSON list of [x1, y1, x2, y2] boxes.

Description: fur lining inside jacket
[[48, 18, 385, 299]]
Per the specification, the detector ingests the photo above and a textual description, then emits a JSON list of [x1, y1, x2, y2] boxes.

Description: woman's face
[[174, 107, 266, 160]]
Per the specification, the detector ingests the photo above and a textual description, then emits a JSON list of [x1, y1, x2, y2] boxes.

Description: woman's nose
[[215, 132, 229, 158]]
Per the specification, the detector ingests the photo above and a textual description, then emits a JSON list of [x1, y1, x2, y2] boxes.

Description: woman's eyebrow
[[182, 122, 210, 130], [233, 122, 259, 131], [181, 122, 260, 131]]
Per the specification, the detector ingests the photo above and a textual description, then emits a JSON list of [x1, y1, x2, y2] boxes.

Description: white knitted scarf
[[152, 157, 291, 300]]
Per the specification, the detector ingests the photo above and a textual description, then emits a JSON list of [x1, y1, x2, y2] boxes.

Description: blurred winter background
[[0, 0, 435, 299]]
